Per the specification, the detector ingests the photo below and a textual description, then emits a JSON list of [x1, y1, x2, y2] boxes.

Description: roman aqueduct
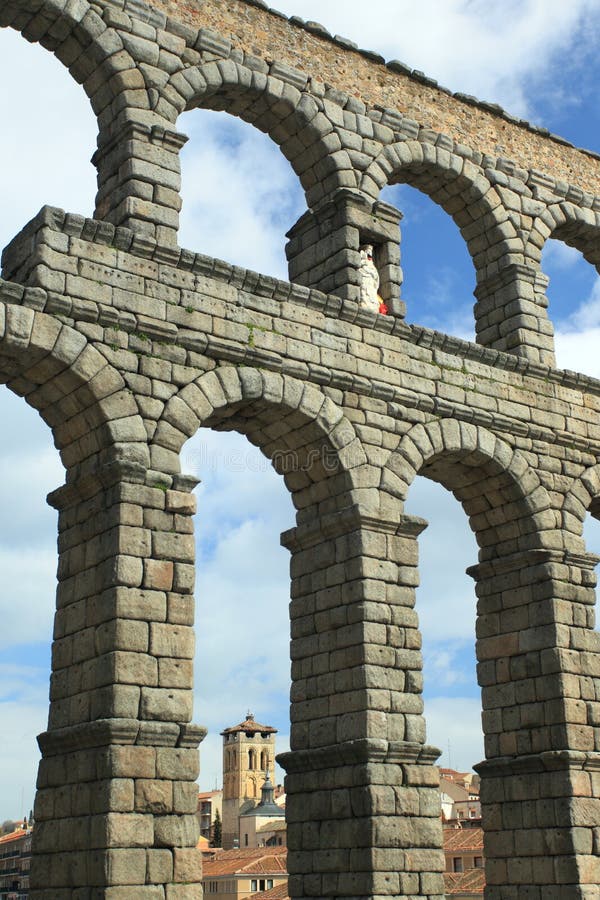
[[1, 0, 600, 896]]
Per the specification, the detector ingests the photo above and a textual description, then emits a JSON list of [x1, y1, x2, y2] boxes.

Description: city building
[[239, 775, 285, 850], [221, 714, 278, 850], [443, 868, 486, 898], [439, 768, 481, 823], [202, 847, 287, 899], [252, 884, 289, 900], [443, 825, 485, 898], [256, 820, 286, 849], [198, 790, 223, 845], [0, 824, 32, 900]]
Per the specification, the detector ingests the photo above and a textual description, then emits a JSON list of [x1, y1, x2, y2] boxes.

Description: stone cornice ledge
[[281, 507, 427, 552], [37, 718, 207, 756], [2, 206, 599, 400], [277, 739, 441, 773], [475, 749, 600, 777]]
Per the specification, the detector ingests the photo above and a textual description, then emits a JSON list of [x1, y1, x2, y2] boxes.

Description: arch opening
[[542, 236, 600, 377], [167, 368, 364, 854], [179, 108, 304, 278], [0, 28, 97, 254], [381, 182, 476, 339], [395, 424, 557, 891], [405, 475, 483, 782], [184, 427, 294, 849], [0, 384, 63, 826]]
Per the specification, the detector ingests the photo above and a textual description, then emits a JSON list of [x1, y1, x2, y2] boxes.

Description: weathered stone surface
[[6, 1, 600, 899]]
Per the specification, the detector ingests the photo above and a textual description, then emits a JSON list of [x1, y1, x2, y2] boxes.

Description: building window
[[453, 858, 463, 873], [251, 880, 257, 891], [244, 834, 248, 847], [267, 880, 273, 889], [475, 856, 484, 868]]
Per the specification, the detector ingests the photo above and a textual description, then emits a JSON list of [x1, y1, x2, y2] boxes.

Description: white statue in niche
[[358, 244, 386, 313]]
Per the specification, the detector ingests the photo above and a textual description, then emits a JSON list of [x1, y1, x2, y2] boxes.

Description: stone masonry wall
[[147, 0, 600, 194], [0, 1, 600, 898]]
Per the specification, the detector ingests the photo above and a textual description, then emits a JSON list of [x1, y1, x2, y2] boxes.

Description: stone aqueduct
[[1, 0, 600, 897]]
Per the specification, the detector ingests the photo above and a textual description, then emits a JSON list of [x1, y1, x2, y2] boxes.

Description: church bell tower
[[221, 713, 277, 849]]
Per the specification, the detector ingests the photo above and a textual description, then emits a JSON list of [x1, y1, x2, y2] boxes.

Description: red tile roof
[[444, 867, 485, 894], [203, 847, 287, 878], [444, 826, 484, 852], [0, 828, 30, 846], [253, 883, 289, 900], [221, 713, 277, 736]]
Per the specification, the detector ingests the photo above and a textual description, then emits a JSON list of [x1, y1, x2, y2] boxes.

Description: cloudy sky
[[1, 0, 600, 819]]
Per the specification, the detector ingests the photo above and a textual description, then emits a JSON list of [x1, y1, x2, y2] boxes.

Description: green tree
[[211, 809, 222, 847]]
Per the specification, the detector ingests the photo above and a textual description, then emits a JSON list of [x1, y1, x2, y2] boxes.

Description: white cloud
[[0, 665, 49, 822], [179, 110, 304, 275], [424, 642, 474, 689], [272, 0, 598, 118], [555, 326, 600, 379], [543, 239, 583, 271], [0, 29, 97, 252], [0, 549, 57, 648]]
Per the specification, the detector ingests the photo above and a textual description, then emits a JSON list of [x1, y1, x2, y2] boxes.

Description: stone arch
[[532, 200, 600, 270], [360, 141, 557, 362], [0, 296, 148, 474], [154, 365, 368, 509], [1, 0, 140, 119], [385, 418, 554, 558], [360, 140, 517, 279], [0, 0, 171, 236], [385, 418, 597, 891], [562, 461, 600, 541], [168, 61, 353, 208]]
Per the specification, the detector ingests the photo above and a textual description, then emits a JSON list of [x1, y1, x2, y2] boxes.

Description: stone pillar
[[93, 120, 188, 247], [30, 469, 205, 899], [279, 506, 444, 899], [474, 264, 555, 366], [286, 189, 405, 316], [469, 547, 600, 899]]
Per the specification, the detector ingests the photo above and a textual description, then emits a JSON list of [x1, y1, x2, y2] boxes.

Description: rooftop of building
[[443, 826, 484, 852], [221, 713, 277, 737], [0, 826, 31, 847], [202, 847, 287, 878], [252, 884, 290, 900], [444, 867, 486, 894], [257, 820, 287, 834]]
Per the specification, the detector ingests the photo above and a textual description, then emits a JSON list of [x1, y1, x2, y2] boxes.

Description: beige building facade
[[202, 847, 287, 900], [221, 715, 277, 850]]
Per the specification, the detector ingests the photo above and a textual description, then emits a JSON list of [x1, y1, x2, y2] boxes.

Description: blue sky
[[1, 0, 600, 817]]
